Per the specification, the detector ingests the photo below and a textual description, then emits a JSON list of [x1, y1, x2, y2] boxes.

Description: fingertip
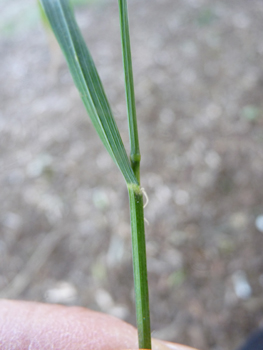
[[0, 299, 138, 350]]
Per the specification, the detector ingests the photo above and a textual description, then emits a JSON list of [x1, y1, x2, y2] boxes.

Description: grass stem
[[118, 0, 141, 184], [119, 1, 151, 347], [127, 184, 152, 349]]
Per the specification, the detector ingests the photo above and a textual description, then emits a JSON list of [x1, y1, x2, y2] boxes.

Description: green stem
[[118, 0, 141, 183], [118, 1, 151, 347], [127, 183, 151, 349]]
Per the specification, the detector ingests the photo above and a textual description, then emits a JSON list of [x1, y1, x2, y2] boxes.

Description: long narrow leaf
[[40, 0, 138, 185]]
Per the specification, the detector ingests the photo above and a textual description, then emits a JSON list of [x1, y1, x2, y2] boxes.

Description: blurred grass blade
[[38, 0, 51, 31], [39, 0, 138, 185], [118, 0, 140, 183]]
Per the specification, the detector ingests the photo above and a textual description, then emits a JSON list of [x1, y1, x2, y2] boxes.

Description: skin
[[0, 299, 197, 350]]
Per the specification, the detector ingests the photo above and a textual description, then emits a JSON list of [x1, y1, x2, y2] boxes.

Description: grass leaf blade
[[40, 0, 138, 185]]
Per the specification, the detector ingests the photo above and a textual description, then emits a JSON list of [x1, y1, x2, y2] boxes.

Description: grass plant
[[39, 0, 152, 348]]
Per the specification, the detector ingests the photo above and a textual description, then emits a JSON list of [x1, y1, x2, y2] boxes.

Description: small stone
[[7, 169, 24, 185], [159, 108, 174, 125], [229, 212, 249, 230], [45, 281, 77, 304], [259, 274, 263, 288], [241, 105, 261, 121], [91, 260, 107, 282], [96, 152, 112, 170], [92, 189, 109, 210], [255, 215, 263, 233], [108, 306, 129, 320], [2, 212, 22, 230], [233, 13, 250, 29], [106, 235, 124, 267], [205, 151, 221, 169], [232, 271, 252, 300], [95, 289, 114, 311], [164, 249, 183, 269], [155, 185, 172, 205], [26, 154, 53, 178], [174, 189, 189, 206]]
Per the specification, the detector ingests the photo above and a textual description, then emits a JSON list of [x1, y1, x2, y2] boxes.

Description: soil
[[1, 0, 263, 349]]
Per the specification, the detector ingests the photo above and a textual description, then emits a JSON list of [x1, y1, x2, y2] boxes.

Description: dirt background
[[1, 0, 263, 349]]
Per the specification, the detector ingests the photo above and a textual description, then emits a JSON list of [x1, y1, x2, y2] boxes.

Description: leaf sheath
[[118, 0, 141, 183], [128, 184, 151, 349]]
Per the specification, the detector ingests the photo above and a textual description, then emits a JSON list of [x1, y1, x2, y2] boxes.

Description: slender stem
[[118, 1, 151, 347], [118, 0, 141, 183], [127, 183, 151, 350]]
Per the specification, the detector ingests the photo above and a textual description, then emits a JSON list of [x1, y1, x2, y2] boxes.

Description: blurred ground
[[1, 0, 263, 349]]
